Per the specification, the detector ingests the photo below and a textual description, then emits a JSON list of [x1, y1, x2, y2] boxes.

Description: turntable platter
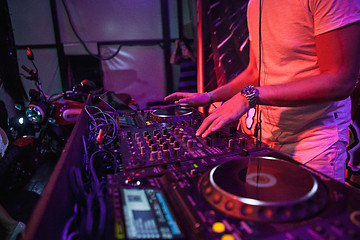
[[151, 106, 193, 117], [148, 105, 202, 123], [200, 157, 328, 222]]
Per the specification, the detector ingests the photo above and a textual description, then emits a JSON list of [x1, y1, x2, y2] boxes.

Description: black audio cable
[[85, 106, 119, 147], [65, 149, 115, 240]]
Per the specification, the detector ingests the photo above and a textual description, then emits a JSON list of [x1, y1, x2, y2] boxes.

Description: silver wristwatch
[[241, 85, 258, 108]]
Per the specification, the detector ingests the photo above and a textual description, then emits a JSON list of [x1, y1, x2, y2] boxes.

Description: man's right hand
[[164, 92, 211, 106]]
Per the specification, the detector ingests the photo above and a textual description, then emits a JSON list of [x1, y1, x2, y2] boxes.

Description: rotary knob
[[151, 144, 157, 152], [228, 139, 235, 149], [162, 142, 169, 150], [174, 128, 179, 134], [187, 139, 194, 148], [150, 151, 157, 161], [238, 137, 247, 147]]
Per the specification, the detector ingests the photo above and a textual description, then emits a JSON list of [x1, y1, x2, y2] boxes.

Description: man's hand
[[174, 39, 180, 48], [164, 92, 211, 106], [195, 93, 250, 137]]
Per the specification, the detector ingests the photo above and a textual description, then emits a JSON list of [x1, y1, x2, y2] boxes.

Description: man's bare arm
[[257, 22, 360, 107]]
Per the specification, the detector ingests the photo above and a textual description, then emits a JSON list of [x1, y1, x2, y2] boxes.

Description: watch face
[[241, 86, 257, 108], [242, 86, 255, 95]]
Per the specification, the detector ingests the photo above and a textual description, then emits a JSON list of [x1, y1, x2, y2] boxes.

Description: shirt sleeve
[[311, 0, 360, 36]]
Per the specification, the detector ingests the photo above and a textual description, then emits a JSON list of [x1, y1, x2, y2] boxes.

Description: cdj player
[[104, 105, 360, 240]]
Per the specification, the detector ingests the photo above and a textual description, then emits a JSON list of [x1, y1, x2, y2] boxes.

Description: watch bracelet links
[[241, 85, 258, 109], [205, 92, 214, 105]]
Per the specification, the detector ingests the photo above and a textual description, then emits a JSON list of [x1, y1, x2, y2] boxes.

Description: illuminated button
[[221, 234, 235, 240], [204, 186, 213, 195], [212, 222, 225, 233], [225, 200, 235, 211], [241, 205, 254, 216], [259, 207, 273, 220], [212, 193, 222, 204]]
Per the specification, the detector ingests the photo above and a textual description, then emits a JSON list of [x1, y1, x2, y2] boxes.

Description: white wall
[[7, 0, 196, 108]]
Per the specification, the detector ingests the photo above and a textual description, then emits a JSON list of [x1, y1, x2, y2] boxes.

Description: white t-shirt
[[243, 0, 360, 164]]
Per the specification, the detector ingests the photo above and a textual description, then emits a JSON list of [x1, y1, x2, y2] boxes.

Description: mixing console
[[104, 105, 360, 240]]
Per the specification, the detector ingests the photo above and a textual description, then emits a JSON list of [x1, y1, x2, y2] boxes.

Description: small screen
[[120, 188, 183, 239]]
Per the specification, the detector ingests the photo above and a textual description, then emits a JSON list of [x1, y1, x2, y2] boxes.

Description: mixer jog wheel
[[199, 156, 328, 222]]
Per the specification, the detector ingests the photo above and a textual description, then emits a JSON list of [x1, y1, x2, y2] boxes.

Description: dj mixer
[[104, 105, 360, 240]]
